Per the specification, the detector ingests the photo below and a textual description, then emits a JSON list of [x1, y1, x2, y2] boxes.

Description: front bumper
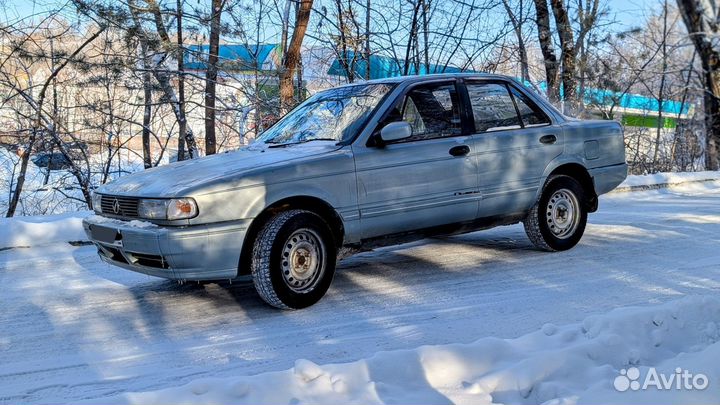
[[83, 215, 251, 280]]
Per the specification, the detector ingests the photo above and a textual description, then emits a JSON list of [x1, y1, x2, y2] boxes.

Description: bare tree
[[532, 0, 560, 102], [334, 0, 358, 82], [176, 0, 187, 161], [502, 0, 530, 83], [204, 0, 225, 155], [652, 1, 670, 169], [129, 0, 199, 158], [550, 0, 578, 111], [280, 0, 313, 113], [676, 0, 720, 170], [365, 0, 371, 79], [139, 40, 153, 169], [4, 24, 107, 216], [574, 0, 602, 112]]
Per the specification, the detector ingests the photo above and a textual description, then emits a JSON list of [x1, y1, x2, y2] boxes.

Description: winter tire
[[251, 209, 337, 309], [524, 175, 587, 251]]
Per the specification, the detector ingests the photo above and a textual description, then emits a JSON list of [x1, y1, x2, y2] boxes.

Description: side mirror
[[379, 121, 412, 143]]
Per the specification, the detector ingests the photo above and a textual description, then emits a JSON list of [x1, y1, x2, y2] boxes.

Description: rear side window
[[466, 83, 521, 132], [378, 82, 462, 141], [509, 86, 551, 127]]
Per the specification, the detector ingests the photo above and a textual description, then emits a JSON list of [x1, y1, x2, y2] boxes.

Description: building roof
[[327, 52, 468, 80], [184, 44, 280, 71]]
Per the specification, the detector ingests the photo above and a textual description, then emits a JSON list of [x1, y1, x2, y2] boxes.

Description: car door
[[464, 80, 564, 217], [352, 80, 480, 239]]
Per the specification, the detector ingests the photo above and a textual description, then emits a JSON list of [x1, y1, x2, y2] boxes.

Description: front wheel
[[523, 175, 587, 251], [251, 209, 337, 309]]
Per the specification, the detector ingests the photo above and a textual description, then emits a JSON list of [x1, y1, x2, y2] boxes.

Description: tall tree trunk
[[676, 0, 720, 170], [503, 0, 530, 83], [205, 0, 224, 156], [177, 0, 186, 161], [254, 1, 263, 134], [6, 128, 38, 217], [365, 0, 371, 79], [279, 0, 313, 113], [335, 0, 354, 82], [102, 37, 115, 185], [549, 0, 577, 112], [574, 0, 599, 117], [421, 0, 430, 74], [154, 69, 199, 158], [140, 43, 153, 169], [653, 0, 669, 171], [403, 1, 421, 75], [532, 0, 560, 103], [281, 0, 292, 54], [44, 36, 58, 185], [137, 0, 199, 158]]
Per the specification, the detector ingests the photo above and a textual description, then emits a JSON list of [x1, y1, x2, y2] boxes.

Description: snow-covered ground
[[96, 296, 720, 405], [1, 178, 720, 404], [615, 170, 720, 190]]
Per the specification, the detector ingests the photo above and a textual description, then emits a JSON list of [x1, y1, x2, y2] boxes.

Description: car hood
[[96, 141, 342, 197]]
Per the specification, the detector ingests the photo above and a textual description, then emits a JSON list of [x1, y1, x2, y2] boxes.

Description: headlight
[[92, 192, 103, 213], [137, 199, 168, 219], [137, 198, 198, 220]]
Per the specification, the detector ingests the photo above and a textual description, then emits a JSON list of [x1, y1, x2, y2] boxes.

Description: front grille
[[100, 195, 139, 218]]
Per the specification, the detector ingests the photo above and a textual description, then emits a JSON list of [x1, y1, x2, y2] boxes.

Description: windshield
[[256, 83, 394, 145]]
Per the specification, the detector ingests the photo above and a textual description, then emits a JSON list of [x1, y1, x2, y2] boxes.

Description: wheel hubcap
[[281, 228, 325, 292], [546, 188, 581, 239]]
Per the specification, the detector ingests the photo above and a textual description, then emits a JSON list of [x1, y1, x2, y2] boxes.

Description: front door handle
[[449, 145, 470, 157], [539, 134, 557, 144]]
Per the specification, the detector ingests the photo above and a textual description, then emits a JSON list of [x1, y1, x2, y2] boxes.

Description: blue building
[[184, 44, 282, 73]]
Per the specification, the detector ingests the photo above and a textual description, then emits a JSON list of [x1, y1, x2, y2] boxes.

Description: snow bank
[[617, 170, 720, 191], [0, 211, 92, 249], [94, 296, 720, 405]]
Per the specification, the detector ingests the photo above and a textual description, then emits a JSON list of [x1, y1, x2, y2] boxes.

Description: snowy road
[[2, 182, 720, 404]]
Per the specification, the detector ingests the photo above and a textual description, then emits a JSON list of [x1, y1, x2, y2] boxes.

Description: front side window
[[379, 82, 462, 142], [257, 83, 393, 145]]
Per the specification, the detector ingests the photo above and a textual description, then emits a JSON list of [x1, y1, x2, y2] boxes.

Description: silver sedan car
[[84, 73, 627, 309]]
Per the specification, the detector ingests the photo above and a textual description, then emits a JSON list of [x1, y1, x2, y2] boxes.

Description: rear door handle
[[449, 145, 470, 157], [539, 134, 557, 144]]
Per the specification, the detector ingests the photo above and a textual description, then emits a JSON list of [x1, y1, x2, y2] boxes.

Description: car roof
[[346, 73, 516, 86]]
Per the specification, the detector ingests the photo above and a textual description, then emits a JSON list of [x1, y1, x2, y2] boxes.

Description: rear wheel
[[251, 209, 337, 309], [524, 175, 587, 251]]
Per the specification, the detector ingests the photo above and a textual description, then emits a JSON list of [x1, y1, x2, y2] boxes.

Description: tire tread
[[523, 191, 554, 251], [524, 175, 586, 252], [251, 210, 308, 309]]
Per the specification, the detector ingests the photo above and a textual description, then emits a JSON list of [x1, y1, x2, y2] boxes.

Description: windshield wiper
[[266, 138, 338, 148]]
